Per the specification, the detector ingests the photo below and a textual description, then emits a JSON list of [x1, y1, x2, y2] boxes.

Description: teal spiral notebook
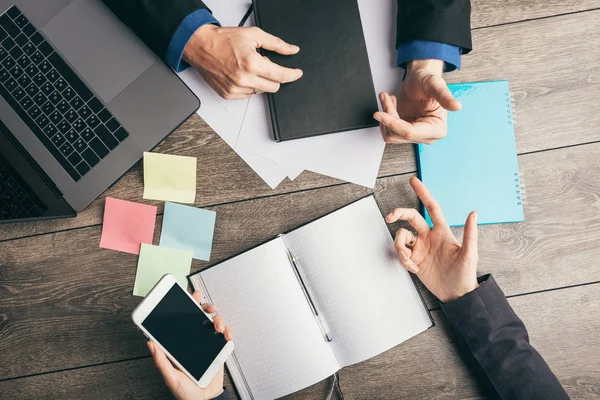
[[416, 80, 524, 227]]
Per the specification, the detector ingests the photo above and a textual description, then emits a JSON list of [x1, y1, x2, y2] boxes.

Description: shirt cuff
[[165, 9, 220, 72], [397, 40, 463, 72]]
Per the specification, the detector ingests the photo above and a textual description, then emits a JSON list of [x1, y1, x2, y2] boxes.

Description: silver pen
[[286, 248, 332, 342]]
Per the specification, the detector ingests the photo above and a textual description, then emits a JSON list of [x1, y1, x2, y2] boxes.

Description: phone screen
[[142, 284, 228, 380]]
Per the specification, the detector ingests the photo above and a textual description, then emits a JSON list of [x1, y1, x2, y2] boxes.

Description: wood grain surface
[[2, 9, 599, 242], [2, 141, 600, 381]]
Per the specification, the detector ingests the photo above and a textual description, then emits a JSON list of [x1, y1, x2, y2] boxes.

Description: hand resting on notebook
[[385, 176, 478, 302], [148, 290, 233, 400], [374, 60, 462, 146], [183, 25, 303, 100]]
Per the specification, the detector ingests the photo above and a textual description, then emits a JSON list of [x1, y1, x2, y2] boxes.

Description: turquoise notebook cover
[[416, 80, 524, 227]]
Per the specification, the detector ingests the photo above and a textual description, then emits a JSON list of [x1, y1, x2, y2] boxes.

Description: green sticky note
[[160, 202, 216, 261], [133, 244, 193, 297], [143, 152, 197, 204]]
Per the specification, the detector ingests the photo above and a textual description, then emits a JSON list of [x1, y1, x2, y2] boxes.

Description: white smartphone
[[132, 274, 235, 388]]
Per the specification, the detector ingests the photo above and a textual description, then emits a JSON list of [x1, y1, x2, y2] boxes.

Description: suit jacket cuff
[[166, 8, 220, 72], [397, 40, 462, 72], [212, 388, 230, 399]]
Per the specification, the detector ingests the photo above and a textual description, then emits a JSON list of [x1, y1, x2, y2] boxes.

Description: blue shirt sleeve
[[397, 40, 463, 72], [165, 9, 220, 72]]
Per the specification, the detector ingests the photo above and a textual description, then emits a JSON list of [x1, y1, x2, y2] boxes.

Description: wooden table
[[1, 1, 600, 398]]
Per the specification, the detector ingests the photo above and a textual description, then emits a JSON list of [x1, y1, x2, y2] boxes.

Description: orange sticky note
[[100, 198, 157, 255]]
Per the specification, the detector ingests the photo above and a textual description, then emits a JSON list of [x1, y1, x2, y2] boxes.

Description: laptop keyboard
[[0, 5, 129, 182], [0, 152, 46, 220]]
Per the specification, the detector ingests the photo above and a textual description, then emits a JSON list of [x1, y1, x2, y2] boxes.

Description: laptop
[[0, 0, 200, 224]]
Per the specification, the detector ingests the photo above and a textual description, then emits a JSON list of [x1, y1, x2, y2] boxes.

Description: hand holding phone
[[132, 275, 234, 400]]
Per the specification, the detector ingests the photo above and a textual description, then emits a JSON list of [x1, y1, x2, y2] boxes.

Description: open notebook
[[417, 80, 524, 227], [190, 196, 433, 400]]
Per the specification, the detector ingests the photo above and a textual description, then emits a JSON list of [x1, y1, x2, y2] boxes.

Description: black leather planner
[[252, 0, 379, 142]]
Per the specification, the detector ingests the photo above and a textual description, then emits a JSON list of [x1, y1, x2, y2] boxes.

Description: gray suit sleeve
[[441, 275, 569, 399]]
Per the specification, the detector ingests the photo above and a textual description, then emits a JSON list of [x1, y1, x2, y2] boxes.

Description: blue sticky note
[[159, 202, 217, 261]]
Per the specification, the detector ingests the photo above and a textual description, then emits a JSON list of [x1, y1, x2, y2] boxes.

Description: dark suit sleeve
[[396, 0, 472, 53], [213, 389, 230, 400], [100, 0, 210, 60], [441, 275, 569, 399]]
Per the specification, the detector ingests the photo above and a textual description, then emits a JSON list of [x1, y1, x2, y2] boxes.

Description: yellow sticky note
[[143, 152, 197, 204]]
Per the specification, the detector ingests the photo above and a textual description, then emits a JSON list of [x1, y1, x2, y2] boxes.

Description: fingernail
[[407, 262, 419, 274], [296, 69, 303, 78], [373, 114, 382, 122], [473, 212, 478, 223], [379, 92, 385, 102], [218, 321, 225, 331], [290, 45, 299, 51]]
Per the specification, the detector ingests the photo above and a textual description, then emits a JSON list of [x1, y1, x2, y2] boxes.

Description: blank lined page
[[284, 196, 432, 367], [193, 237, 338, 400]]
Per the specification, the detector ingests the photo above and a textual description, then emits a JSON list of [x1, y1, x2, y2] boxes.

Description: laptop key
[[65, 109, 78, 123], [14, 33, 27, 47], [63, 88, 77, 102], [0, 69, 9, 83], [73, 138, 86, 153], [56, 99, 69, 113], [105, 117, 119, 132], [59, 141, 74, 157], [43, 123, 58, 138], [33, 72, 46, 86], [78, 105, 92, 119], [24, 63, 38, 77], [65, 129, 78, 143], [80, 127, 94, 142], [1, 55, 14, 69], [14, 14, 28, 29], [41, 101, 55, 115], [49, 110, 62, 124], [86, 114, 100, 129], [0, 26, 6, 42], [56, 119, 70, 133], [17, 73, 31, 87], [18, 95, 33, 110], [67, 150, 82, 167], [22, 42, 35, 56], [30, 50, 43, 64], [8, 64, 22, 78], [1, 36, 15, 51], [30, 32, 43, 46], [88, 98, 103, 113], [48, 52, 93, 101], [6, 6, 20, 20], [81, 148, 100, 167], [38, 41, 53, 57], [25, 82, 37, 96], [50, 132, 65, 147], [46, 68, 59, 82], [0, 15, 19, 37], [8, 45, 22, 59], [48, 90, 61, 104], [54, 77, 67, 92], [94, 124, 118, 149], [40, 81, 53, 96], [39, 59, 51, 74], [22, 23, 35, 37], [35, 114, 49, 128], [97, 108, 111, 123], [72, 118, 85, 132], [17, 54, 30, 68], [4, 77, 17, 91], [32, 91, 46, 106], [12, 87, 25, 101], [28, 104, 41, 119], [74, 161, 90, 176], [89, 137, 109, 158], [0, 47, 6, 62]]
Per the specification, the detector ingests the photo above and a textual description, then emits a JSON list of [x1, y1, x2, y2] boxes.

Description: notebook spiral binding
[[507, 91, 525, 207]]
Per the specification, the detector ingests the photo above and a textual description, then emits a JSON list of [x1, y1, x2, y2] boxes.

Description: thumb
[[461, 211, 478, 259], [424, 75, 462, 111], [251, 28, 299, 55], [148, 342, 180, 390]]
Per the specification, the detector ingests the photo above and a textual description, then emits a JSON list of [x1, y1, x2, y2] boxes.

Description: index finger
[[409, 177, 448, 227], [385, 208, 430, 235], [256, 56, 303, 84]]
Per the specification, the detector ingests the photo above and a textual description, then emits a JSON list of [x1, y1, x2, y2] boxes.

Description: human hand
[[374, 59, 462, 144], [148, 291, 233, 400], [385, 177, 479, 302], [183, 24, 303, 99]]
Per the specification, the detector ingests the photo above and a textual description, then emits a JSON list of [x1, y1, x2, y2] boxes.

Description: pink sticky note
[[100, 198, 157, 255]]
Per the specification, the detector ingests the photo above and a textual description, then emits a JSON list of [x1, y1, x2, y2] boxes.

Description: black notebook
[[252, 0, 379, 142]]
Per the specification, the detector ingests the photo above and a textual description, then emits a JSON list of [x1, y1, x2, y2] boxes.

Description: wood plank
[[2, 9, 600, 241], [1, 284, 597, 399], [471, 0, 599, 28], [338, 283, 600, 399], [3, 141, 600, 380]]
